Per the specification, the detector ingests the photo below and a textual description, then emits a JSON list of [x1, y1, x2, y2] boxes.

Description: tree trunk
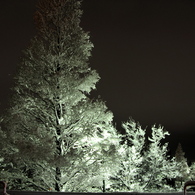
[[55, 167, 61, 191], [102, 179, 106, 193]]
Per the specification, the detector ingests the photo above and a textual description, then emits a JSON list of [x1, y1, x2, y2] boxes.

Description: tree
[[111, 120, 178, 192], [0, 0, 119, 192], [175, 143, 190, 189], [111, 119, 146, 192], [141, 125, 178, 192], [189, 162, 195, 181]]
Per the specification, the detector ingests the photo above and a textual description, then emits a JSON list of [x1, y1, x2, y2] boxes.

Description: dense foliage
[[110, 119, 180, 192], [0, 0, 119, 192], [0, 0, 192, 192]]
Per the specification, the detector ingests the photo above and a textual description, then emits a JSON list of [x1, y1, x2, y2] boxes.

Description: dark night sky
[[1, 0, 195, 161]]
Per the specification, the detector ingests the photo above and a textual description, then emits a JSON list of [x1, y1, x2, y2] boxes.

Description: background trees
[[142, 126, 178, 191], [111, 119, 146, 191], [110, 119, 179, 192], [189, 162, 195, 181], [175, 143, 190, 189], [0, 0, 119, 192]]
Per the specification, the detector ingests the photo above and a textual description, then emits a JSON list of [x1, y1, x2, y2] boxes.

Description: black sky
[[0, 0, 195, 161]]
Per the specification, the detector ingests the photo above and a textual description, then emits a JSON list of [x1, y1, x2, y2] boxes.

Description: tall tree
[[0, 0, 119, 192]]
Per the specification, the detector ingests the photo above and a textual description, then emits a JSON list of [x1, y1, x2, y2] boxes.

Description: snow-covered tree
[[111, 119, 146, 191], [142, 126, 178, 191], [175, 143, 190, 189], [0, 0, 119, 192], [110, 119, 179, 192], [189, 162, 195, 180]]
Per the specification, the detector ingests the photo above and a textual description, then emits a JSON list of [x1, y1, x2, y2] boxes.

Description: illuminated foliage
[[111, 121, 179, 192], [111, 119, 146, 191], [0, 0, 183, 192], [141, 126, 179, 192], [189, 162, 195, 180], [0, 0, 119, 192]]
